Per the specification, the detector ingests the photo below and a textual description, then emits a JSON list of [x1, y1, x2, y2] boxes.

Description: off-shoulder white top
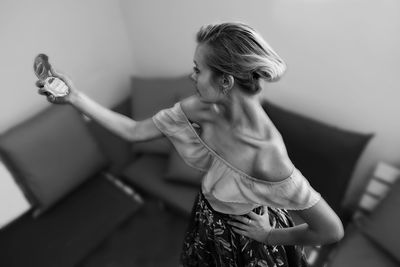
[[152, 102, 321, 215]]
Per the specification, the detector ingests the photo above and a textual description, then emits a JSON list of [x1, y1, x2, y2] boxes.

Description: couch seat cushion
[[122, 154, 199, 216], [0, 175, 140, 267]]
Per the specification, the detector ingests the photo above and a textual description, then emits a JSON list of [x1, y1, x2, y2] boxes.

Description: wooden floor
[[79, 197, 189, 267]]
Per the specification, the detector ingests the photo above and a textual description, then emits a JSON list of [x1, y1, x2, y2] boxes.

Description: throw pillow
[[0, 105, 108, 216], [262, 100, 373, 223], [164, 148, 204, 187], [130, 75, 194, 155], [360, 179, 400, 262]]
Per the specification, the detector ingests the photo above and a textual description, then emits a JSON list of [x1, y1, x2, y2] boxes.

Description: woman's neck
[[213, 88, 267, 137]]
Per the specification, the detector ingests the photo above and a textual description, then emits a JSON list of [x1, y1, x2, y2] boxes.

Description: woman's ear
[[220, 74, 234, 91]]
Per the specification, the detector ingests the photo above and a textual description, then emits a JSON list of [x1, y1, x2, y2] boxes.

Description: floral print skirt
[[180, 191, 308, 267]]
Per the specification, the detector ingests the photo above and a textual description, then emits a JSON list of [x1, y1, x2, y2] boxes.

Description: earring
[[222, 87, 229, 95]]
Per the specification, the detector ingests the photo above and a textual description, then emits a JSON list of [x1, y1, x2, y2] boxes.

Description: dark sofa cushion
[[0, 175, 140, 267], [262, 100, 373, 222], [122, 154, 199, 216], [130, 75, 194, 155], [359, 179, 400, 263], [0, 105, 108, 216]]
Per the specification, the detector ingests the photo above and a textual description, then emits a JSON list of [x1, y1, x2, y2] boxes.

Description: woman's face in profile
[[191, 44, 223, 103]]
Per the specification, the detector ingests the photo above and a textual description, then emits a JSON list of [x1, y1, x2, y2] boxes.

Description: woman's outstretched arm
[[69, 92, 162, 142], [37, 67, 163, 142]]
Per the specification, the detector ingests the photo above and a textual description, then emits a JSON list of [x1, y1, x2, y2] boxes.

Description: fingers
[[227, 217, 253, 239], [262, 206, 268, 214], [231, 213, 259, 223], [231, 227, 247, 237], [229, 215, 254, 227], [38, 87, 48, 96], [36, 84, 59, 103], [247, 211, 260, 220], [49, 66, 74, 91], [227, 219, 249, 231], [230, 215, 247, 223], [37, 80, 50, 97], [260, 208, 271, 224], [36, 80, 45, 88], [47, 94, 56, 103]]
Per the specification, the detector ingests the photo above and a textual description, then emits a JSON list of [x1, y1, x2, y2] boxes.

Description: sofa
[[0, 97, 142, 267], [323, 167, 400, 267], [0, 74, 383, 267]]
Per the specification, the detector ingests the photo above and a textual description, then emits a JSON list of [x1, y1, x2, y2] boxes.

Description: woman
[[37, 22, 343, 267]]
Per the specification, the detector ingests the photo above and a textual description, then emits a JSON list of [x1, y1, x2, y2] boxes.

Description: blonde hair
[[196, 22, 286, 94]]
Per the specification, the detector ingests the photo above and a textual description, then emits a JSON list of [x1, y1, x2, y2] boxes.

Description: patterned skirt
[[180, 192, 308, 267]]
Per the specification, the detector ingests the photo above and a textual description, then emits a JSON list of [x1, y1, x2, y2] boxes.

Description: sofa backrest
[[0, 105, 108, 216], [130, 75, 194, 155], [262, 100, 373, 223]]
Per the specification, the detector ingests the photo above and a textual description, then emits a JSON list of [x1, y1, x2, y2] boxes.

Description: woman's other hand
[[228, 207, 273, 243], [35, 66, 78, 104]]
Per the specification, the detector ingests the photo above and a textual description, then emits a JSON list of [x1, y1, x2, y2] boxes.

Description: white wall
[[0, 0, 135, 133], [0, 161, 30, 228], [120, 0, 400, 208], [0, 0, 135, 222]]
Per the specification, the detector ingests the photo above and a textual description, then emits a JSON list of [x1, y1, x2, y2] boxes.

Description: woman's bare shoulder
[[181, 95, 213, 123], [252, 141, 295, 182], [245, 122, 293, 182]]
